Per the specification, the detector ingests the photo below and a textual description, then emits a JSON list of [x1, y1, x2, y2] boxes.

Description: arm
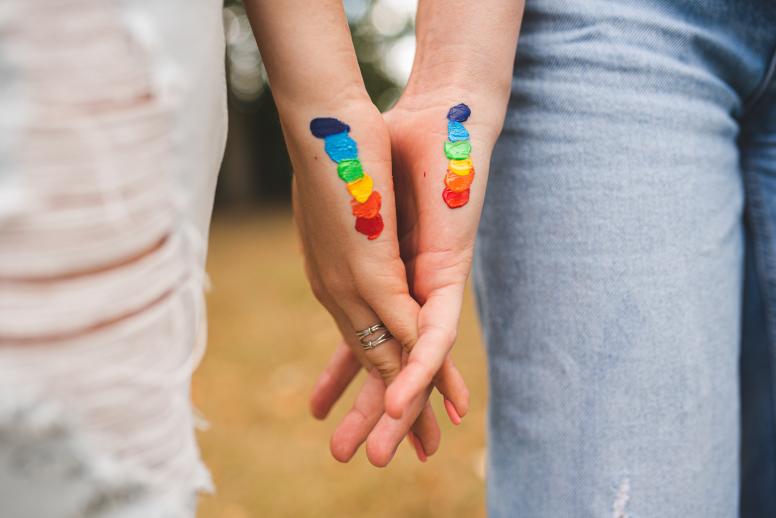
[[309, 0, 524, 459], [243, 0, 467, 465], [245, 1, 369, 116], [401, 0, 523, 136], [382, 0, 524, 416]]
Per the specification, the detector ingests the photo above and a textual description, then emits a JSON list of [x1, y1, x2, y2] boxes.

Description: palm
[[386, 107, 475, 306]]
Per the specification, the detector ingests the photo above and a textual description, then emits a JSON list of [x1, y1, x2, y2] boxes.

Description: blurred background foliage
[[217, 0, 418, 208]]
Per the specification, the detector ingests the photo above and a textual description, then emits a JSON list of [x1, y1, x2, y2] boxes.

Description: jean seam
[[743, 170, 776, 493], [741, 41, 776, 118]]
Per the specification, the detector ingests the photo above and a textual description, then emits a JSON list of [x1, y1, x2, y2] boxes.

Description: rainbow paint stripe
[[442, 103, 474, 209], [310, 117, 384, 240]]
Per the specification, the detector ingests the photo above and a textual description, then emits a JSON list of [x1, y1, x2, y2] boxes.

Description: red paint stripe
[[355, 214, 384, 239], [442, 188, 470, 208]]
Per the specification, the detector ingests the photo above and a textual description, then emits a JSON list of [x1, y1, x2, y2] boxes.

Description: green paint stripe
[[444, 140, 472, 160], [337, 159, 364, 183]]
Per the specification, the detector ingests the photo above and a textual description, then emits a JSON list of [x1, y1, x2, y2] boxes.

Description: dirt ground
[[194, 210, 489, 518]]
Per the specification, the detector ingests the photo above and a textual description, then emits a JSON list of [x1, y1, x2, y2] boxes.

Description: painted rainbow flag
[[442, 103, 474, 209], [310, 118, 384, 240]]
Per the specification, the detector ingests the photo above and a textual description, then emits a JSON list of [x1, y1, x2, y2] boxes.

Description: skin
[[246, 0, 524, 466], [245, 0, 471, 465], [311, 0, 525, 464]]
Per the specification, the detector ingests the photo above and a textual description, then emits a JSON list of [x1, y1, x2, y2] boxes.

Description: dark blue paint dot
[[310, 118, 351, 138], [447, 103, 471, 122]]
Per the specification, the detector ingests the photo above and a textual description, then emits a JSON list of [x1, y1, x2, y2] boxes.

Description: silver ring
[[355, 322, 393, 350], [360, 331, 393, 350], [356, 322, 386, 339]]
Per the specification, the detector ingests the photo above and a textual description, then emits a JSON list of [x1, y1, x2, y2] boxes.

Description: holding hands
[[246, 0, 521, 466]]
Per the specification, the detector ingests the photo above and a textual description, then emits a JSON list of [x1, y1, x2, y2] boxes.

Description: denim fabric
[[474, 1, 776, 516]]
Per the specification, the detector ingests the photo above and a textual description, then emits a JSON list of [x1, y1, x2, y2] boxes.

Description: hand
[[334, 0, 519, 454], [313, 93, 501, 459], [296, 101, 470, 466], [309, 93, 503, 464], [382, 95, 500, 420], [288, 100, 464, 464]]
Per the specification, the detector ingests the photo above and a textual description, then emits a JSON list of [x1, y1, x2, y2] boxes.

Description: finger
[[434, 356, 469, 423], [365, 385, 438, 467], [329, 369, 385, 462], [340, 301, 405, 385], [309, 341, 362, 420], [329, 380, 440, 465], [321, 316, 444, 463], [386, 284, 464, 418], [355, 266, 421, 352], [312, 273, 442, 457], [409, 398, 441, 456], [323, 333, 440, 465], [337, 302, 443, 458], [406, 432, 427, 462]]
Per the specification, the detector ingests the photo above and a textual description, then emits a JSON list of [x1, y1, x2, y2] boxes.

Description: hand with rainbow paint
[[293, 104, 469, 466], [308, 3, 519, 461], [308, 97, 506, 465], [380, 98, 501, 422], [246, 0, 474, 466], [313, 0, 521, 453], [246, 0, 517, 468]]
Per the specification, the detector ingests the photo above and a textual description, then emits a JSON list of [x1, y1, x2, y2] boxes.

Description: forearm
[[400, 0, 524, 136], [244, 0, 370, 118], [243, 0, 386, 207]]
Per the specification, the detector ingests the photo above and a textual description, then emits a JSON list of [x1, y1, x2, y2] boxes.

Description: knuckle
[[399, 334, 417, 352], [369, 355, 401, 382]]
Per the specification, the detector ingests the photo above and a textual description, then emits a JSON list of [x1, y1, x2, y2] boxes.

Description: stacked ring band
[[355, 322, 393, 350]]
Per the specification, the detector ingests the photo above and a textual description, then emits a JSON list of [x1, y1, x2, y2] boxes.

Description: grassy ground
[[194, 210, 489, 518]]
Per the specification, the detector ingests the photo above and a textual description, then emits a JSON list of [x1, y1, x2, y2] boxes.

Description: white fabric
[[0, 1, 227, 515]]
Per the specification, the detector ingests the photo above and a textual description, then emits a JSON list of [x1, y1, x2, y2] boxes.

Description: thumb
[[384, 282, 465, 418]]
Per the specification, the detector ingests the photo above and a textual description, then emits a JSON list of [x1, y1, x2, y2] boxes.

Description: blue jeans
[[474, 1, 776, 516]]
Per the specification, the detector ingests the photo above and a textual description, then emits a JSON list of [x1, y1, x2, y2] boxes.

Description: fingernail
[[444, 399, 462, 425], [407, 432, 428, 463]]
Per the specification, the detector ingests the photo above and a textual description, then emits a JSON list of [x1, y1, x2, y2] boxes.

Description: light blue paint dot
[[324, 132, 358, 162], [447, 120, 469, 142]]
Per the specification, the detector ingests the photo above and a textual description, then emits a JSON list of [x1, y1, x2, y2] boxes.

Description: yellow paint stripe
[[346, 173, 374, 203], [448, 158, 473, 176]]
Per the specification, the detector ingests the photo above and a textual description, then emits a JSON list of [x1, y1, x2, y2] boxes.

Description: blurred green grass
[[194, 210, 488, 518]]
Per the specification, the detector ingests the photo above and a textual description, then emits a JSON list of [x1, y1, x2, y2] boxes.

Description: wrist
[[403, 59, 511, 107], [279, 98, 389, 184], [277, 93, 380, 136], [273, 81, 374, 123], [392, 84, 507, 145]]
